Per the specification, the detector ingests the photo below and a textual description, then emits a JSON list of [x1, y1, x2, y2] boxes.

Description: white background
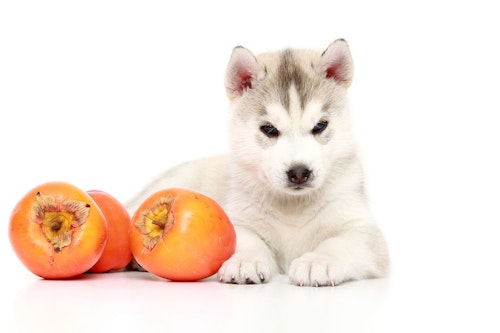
[[1, 1, 499, 332]]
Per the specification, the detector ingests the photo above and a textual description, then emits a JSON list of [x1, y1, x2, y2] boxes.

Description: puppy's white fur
[[126, 39, 389, 287]]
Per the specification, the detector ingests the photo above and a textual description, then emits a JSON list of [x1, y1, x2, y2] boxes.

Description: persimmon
[[88, 190, 132, 273], [9, 181, 108, 279], [130, 188, 236, 281]]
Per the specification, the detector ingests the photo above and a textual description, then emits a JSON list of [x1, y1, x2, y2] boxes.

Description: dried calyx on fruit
[[134, 195, 175, 250], [31, 191, 90, 252]]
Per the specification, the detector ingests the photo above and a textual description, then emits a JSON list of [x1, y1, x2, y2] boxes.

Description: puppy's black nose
[[287, 165, 311, 184]]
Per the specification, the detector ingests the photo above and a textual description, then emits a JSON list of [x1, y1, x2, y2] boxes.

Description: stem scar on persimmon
[[51, 220, 62, 231], [151, 220, 166, 228], [30, 192, 90, 252], [135, 195, 175, 250]]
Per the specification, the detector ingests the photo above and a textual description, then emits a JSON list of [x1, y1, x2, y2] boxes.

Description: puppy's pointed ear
[[319, 39, 354, 87], [225, 46, 261, 99]]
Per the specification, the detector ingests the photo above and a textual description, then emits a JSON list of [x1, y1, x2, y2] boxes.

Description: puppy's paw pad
[[289, 253, 335, 287]]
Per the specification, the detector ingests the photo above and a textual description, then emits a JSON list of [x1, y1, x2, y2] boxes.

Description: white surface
[[1, 1, 500, 332], [4, 271, 390, 332]]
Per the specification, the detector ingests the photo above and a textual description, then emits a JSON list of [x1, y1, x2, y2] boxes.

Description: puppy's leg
[[288, 222, 389, 287], [217, 227, 279, 284]]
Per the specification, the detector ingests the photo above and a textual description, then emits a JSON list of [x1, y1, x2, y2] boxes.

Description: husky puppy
[[126, 39, 389, 287]]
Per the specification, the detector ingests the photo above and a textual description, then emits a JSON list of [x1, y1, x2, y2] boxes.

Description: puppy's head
[[225, 39, 356, 197]]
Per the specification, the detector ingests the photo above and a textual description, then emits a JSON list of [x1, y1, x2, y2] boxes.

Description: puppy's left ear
[[225, 46, 261, 99], [320, 39, 354, 87]]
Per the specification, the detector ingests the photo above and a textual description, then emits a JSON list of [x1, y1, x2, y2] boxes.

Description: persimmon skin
[[130, 188, 236, 281], [9, 182, 108, 279], [88, 190, 132, 273]]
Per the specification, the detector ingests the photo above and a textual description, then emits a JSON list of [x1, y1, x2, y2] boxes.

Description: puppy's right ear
[[225, 46, 261, 99]]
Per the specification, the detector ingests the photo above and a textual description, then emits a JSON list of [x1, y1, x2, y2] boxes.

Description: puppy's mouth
[[289, 185, 308, 190], [285, 183, 315, 193]]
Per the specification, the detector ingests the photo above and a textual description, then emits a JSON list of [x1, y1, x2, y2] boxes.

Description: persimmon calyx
[[30, 192, 90, 252], [135, 195, 175, 250]]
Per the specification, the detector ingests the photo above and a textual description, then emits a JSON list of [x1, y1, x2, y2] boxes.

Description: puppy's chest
[[254, 205, 333, 265]]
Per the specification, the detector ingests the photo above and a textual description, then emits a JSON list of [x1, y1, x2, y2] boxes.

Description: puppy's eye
[[260, 124, 279, 138], [312, 121, 328, 135]]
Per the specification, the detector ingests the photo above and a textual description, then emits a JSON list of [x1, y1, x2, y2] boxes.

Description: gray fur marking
[[274, 49, 318, 111]]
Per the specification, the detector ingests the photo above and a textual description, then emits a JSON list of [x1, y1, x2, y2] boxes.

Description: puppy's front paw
[[289, 252, 336, 287], [217, 253, 277, 284]]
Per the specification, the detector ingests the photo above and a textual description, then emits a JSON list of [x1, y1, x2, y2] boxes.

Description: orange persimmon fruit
[[129, 188, 236, 281], [9, 181, 108, 279], [88, 190, 132, 273]]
